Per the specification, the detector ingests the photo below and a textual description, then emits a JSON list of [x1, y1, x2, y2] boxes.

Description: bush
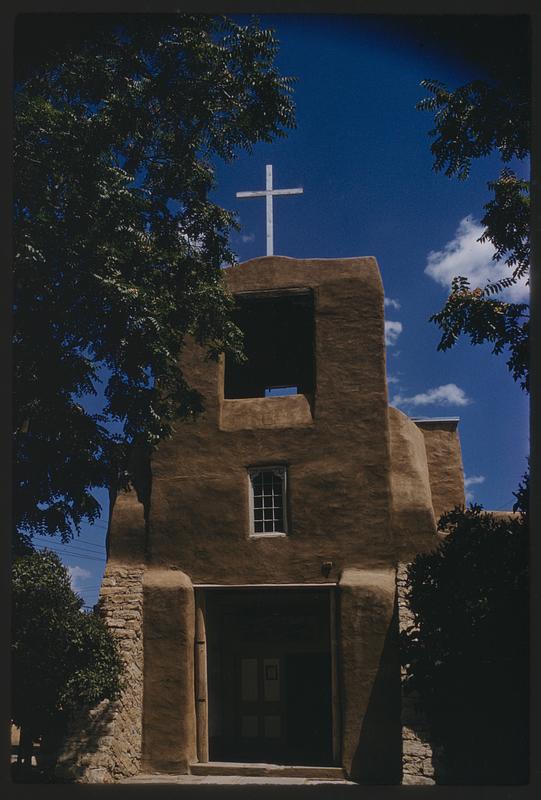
[[402, 502, 528, 783], [11, 550, 123, 772]]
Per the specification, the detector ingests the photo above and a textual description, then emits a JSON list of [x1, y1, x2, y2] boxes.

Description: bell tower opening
[[224, 289, 315, 400]]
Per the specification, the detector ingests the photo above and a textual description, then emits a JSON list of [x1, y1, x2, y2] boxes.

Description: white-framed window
[[248, 466, 288, 536]]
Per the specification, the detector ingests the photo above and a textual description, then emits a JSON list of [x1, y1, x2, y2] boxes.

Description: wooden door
[[234, 654, 287, 762]]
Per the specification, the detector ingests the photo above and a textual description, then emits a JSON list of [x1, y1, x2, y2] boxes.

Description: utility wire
[[33, 545, 105, 563], [33, 539, 105, 556], [33, 534, 105, 551], [34, 544, 105, 559]]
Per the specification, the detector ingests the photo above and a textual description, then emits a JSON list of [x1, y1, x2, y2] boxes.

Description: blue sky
[[32, 14, 529, 608]]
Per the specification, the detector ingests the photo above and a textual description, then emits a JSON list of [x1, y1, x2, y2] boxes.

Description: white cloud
[[241, 233, 255, 243], [384, 297, 401, 310], [392, 382, 471, 409], [464, 474, 485, 503], [425, 216, 529, 302], [387, 374, 400, 385], [67, 565, 91, 594], [384, 320, 403, 346]]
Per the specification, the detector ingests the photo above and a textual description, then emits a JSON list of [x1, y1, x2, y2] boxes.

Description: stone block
[[403, 740, 430, 757], [422, 760, 435, 776], [405, 774, 435, 785], [84, 767, 113, 783]]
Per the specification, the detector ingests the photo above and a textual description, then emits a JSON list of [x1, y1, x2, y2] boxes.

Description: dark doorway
[[224, 290, 315, 399], [286, 652, 332, 765], [205, 588, 334, 766]]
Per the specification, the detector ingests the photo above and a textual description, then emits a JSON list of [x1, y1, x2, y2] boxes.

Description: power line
[[33, 545, 105, 563], [34, 532, 105, 545], [35, 544, 105, 560], [32, 536, 105, 553], [33, 538, 105, 555], [33, 534, 107, 549]]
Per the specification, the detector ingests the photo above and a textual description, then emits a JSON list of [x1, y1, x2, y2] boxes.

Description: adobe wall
[[147, 256, 395, 584], [141, 568, 197, 773], [413, 420, 465, 522], [338, 567, 402, 783], [388, 407, 437, 560]]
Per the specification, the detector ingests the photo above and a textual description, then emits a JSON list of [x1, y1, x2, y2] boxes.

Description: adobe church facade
[[57, 256, 465, 784]]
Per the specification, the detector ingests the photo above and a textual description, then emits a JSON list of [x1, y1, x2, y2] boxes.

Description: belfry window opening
[[224, 290, 315, 400]]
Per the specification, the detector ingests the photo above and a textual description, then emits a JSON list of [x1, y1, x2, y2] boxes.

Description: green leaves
[[480, 169, 530, 283], [418, 71, 529, 391], [11, 550, 123, 739], [430, 277, 529, 391], [14, 15, 296, 540], [418, 77, 529, 181], [402, 503, 529, 782]]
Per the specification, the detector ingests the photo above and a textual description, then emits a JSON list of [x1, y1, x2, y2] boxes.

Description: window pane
[[250, 468, 286, 535]]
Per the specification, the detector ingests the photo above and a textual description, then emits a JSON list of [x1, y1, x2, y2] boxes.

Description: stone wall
[[56, 565, 145, 783], [397, 563, 437, 785]]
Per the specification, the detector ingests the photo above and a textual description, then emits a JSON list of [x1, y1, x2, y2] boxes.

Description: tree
[[417, 61, 530, 391], [11, 550, 123, 771], [14, 14, 296, 544], [402, 493, 529, 783]]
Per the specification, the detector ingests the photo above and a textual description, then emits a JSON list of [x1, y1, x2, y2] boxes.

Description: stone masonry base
[[397, 562, 437, 785], [55, 565, 145, 783]]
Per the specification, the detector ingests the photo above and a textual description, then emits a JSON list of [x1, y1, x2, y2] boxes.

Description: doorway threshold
[[190, 762, 347, 780]]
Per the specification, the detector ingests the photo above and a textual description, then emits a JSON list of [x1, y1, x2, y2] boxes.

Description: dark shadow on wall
[[53, 699, 117, 783], [350, 600, 402, 784]]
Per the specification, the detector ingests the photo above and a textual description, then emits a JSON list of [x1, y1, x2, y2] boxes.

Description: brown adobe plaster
[[221, 394, 313, 430], [413, 420, 465, 522], [146, 256, 395, 583], [388, 407, 438, 559], [338, 567, 401, 783], [141, 568, 196, 773], [107, 489, 146, 565]]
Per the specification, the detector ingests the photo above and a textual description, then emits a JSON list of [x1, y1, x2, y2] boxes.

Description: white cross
[[236, 164, 303, 256]]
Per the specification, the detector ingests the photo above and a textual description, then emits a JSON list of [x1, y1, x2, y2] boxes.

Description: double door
[[218, 647, 332, 765], [206, 588, 335, 766]]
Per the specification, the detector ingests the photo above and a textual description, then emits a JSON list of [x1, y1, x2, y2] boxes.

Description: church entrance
[[204, 587, 336, 766]]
